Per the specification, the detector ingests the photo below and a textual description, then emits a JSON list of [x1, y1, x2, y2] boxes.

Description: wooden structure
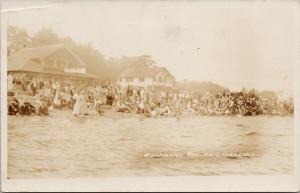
[[117, 66, 175, 89], [7, 44, 100, 86]]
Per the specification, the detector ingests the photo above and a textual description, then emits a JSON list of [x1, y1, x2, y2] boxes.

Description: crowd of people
[[112, 86, 294, 117], [7, 73, 294, 118]]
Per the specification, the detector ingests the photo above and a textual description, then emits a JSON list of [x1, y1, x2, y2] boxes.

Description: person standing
[[72, 91, 80, 116], [79, 91, 88, 115], [31, 79, 38, 96], [53, 89, 62, 109]]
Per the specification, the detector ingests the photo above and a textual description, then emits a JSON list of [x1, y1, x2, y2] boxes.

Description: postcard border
[[1, 0, 300, 192]]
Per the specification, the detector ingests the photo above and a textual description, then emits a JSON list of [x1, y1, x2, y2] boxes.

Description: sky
[[2, 0, 299, 97]]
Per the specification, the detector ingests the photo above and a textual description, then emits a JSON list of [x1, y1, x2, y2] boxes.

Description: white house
[[117, 66, 175, 89]]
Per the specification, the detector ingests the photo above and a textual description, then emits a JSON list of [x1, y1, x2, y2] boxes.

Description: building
[[117, 66, 175, 89], [7, 44, 99, 85]]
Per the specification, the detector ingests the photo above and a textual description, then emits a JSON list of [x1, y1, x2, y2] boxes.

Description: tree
[[128, 55, 156, 68], [30, 28, 107, 79], [7, 25, 31, 55], [30, 28, 61, 47], [7, 26, 158, 81]]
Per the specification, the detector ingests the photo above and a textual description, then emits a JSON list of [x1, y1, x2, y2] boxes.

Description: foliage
[[7, 26, 158, 81], [175, 80, 227, 95], [7, 26, 31, 56]]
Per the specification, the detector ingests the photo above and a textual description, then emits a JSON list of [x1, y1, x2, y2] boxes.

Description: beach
[[7, 111, 293, 178]]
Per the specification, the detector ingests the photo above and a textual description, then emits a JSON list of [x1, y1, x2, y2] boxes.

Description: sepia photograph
[[1, 0, 300, 192]]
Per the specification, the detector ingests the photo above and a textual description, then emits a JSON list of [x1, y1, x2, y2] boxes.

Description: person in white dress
[[79, 92, 88, 115], [72, 92, 80, 116], [53, 89, 62, 109]]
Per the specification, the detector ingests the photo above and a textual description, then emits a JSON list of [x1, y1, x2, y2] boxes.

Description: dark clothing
[[31, 82, 38, 96], [20, 103, 36, 116], [8, 103, 19, 115], [38, 105, 49, 116], [106, 95, 114, 105]]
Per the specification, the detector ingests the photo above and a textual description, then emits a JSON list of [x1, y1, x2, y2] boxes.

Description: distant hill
[[175, 81, 227, 95]]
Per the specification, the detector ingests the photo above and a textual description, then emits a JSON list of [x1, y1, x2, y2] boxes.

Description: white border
[[1, 0, 300, 192]]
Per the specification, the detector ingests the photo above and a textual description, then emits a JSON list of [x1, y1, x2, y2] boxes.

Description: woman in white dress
[[79, 92, 88, 115], [72, 92, 80, 116], [53, 89, 62, 109]]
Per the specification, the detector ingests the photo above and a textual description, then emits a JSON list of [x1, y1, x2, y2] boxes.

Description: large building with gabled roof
[[117, 66, 175, 89], [7, 44, 98, 81]]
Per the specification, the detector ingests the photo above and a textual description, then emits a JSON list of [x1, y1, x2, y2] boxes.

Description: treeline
[[175, 80, 282, 101], [7, 25, 155, 80]]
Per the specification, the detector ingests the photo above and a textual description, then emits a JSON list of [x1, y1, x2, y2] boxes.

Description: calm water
[[7, 111, 294, 178]]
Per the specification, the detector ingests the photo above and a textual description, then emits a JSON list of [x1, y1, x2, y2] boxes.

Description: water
[[7, 111, 294, 178]]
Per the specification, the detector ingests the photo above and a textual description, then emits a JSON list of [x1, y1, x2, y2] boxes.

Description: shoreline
[[7, 108, 294, 120]]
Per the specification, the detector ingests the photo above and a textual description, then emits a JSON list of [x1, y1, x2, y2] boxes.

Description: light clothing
[[7, 74, 14, 91], [72, 93, 80, 115]]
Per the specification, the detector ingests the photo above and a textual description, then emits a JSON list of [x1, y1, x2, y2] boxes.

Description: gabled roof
[[8, 62, 98, 79], [7, 44, 98, 79], [118, 66, 174, 79], [8, 44, 86, 71]]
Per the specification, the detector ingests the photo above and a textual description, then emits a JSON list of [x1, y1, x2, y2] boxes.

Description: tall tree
[[30, 28, 61, 46], [128, 55, 156, 68], [7, 26, 158, 81], [7, 25, 31, 56]]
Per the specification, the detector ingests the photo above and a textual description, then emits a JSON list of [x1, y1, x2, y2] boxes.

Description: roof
[[8, 44, 86, 71], [118, 66, 174, 79], [7, 44, 98, 79], [8, 62, 98, 79]]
